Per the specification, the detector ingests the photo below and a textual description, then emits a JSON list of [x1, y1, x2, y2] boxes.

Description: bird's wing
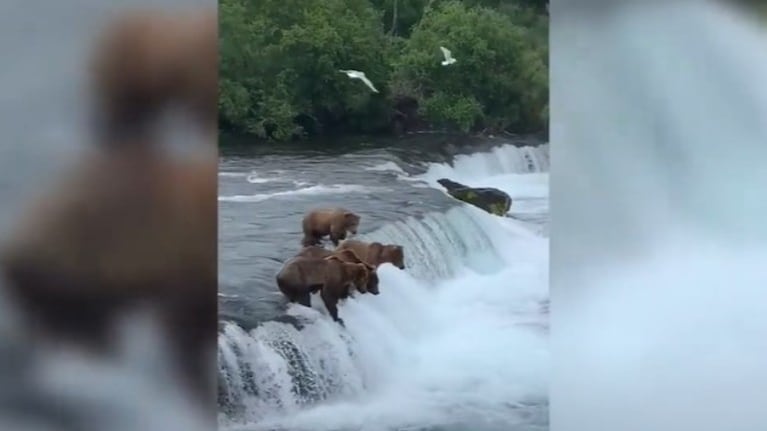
[[360, 76, 379, 93], [440, 46, 451, 59]]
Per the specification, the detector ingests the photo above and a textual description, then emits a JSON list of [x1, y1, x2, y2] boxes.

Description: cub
[[301, 208, 360, 247], [336, 239, 405, 270], [295, 247, 379, 295], [275, 255, 368, 326]]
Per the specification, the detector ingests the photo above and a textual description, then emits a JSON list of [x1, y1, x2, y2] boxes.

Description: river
[[217, 133, 550, 431]]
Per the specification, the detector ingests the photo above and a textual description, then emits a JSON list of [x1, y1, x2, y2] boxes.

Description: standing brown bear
[[301, 208, 361, 247], [275, 254, 371, 326], [1, 152, 218, 403], [336, 239, 406, 270], [0, 8, 218, 409], [295, 247, 380, 295]]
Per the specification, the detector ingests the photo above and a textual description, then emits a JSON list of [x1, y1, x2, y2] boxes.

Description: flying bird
[[440, 46, 456, 66], [338, 69, 379, 93]]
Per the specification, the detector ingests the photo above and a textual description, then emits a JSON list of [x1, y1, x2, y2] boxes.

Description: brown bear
[[0, 147, 218, 407], [88, 8, 217, 144], [301, 208, 361, 247], [336, 239, 406, 269], [275, 255, 370, 326], [0, 7, 217, 410], [295, 247, 380, 295], [295, 245, 335, 259]]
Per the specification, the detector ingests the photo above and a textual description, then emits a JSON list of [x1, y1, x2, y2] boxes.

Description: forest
[[219, 0, 549, 141]]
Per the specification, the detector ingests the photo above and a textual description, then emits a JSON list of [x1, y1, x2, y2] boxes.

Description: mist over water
[[552, 2, 767, 430], [218, 141, 549, 431]]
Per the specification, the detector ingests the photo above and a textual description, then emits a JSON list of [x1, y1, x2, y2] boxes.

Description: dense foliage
[[220, 0, 548, 141]]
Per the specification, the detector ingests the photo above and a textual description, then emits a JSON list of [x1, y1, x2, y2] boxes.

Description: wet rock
[[437, 178, 512, 216]]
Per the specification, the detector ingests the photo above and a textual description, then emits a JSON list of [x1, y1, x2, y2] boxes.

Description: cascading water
[[219, 142, 549, 431], [552, 2, 767, 431]]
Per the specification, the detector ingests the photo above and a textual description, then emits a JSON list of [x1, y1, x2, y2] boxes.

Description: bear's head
[[348, 263, 369, 294], [343, 212, 360, 235], [332, 249, 379, 295], [364, 265, 380, 295], [88, 9, 218, 144], [382, 244, 405, 270]]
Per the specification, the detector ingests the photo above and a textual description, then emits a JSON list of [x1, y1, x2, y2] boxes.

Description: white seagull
[[440, 46, 457, 66], [338, 69, 379, 93]]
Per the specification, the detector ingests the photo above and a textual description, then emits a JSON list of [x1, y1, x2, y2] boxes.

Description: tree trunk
[[390, 0, 399, 36]]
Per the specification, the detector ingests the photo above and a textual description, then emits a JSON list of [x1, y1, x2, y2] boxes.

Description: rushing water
[[218, 135, 549, 431], [552, 2, 767, 431]]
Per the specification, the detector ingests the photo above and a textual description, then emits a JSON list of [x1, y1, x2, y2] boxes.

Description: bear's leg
[[278, 280, 302, 303], [297, 292, 312, 308], [308, 283, 324, 294], [339, 282, 354, 299], [320, 287, 344, 327], [329, 231, 346, 247], [301, 235, 320, 247]]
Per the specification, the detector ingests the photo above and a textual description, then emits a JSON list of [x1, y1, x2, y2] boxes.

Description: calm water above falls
[[218, 135, 550, 431]]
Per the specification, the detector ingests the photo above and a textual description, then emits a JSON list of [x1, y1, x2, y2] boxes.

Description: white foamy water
[[0, 300, 213, 431], [364, 161, 406, 174], [418, 144, 550, 222], [553, 2, 767, 431], [246, 173, 274, 184], [219, 143, 549, 431], [218, 171, 298, 185], [218, 184, 388, 203], [420, 144, 549, 184]]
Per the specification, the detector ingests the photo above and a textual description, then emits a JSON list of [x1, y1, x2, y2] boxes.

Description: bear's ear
[[345, 250, 364, 263], [334, 249, 354, 262], [343, 212, 358, 221]]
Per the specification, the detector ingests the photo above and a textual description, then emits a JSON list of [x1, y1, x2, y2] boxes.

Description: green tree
[[219, 0, 549, 141], [219, 0, 391, 139], [391, 0, 548, 132], [369, 0, 430, 37]]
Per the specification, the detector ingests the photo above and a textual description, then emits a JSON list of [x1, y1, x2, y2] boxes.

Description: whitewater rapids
[[218, 142, 550, 431], [552, 2, 767, 431]]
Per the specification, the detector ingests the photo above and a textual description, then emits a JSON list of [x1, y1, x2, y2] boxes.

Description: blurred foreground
[[0, 4, 217, 430], [552, 1, 767, 430]]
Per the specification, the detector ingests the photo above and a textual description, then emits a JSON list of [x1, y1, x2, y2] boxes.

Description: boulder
[[437, 178, 511, 216]]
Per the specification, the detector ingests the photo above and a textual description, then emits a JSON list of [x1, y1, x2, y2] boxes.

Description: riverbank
[[220, 129, 549, 156]]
